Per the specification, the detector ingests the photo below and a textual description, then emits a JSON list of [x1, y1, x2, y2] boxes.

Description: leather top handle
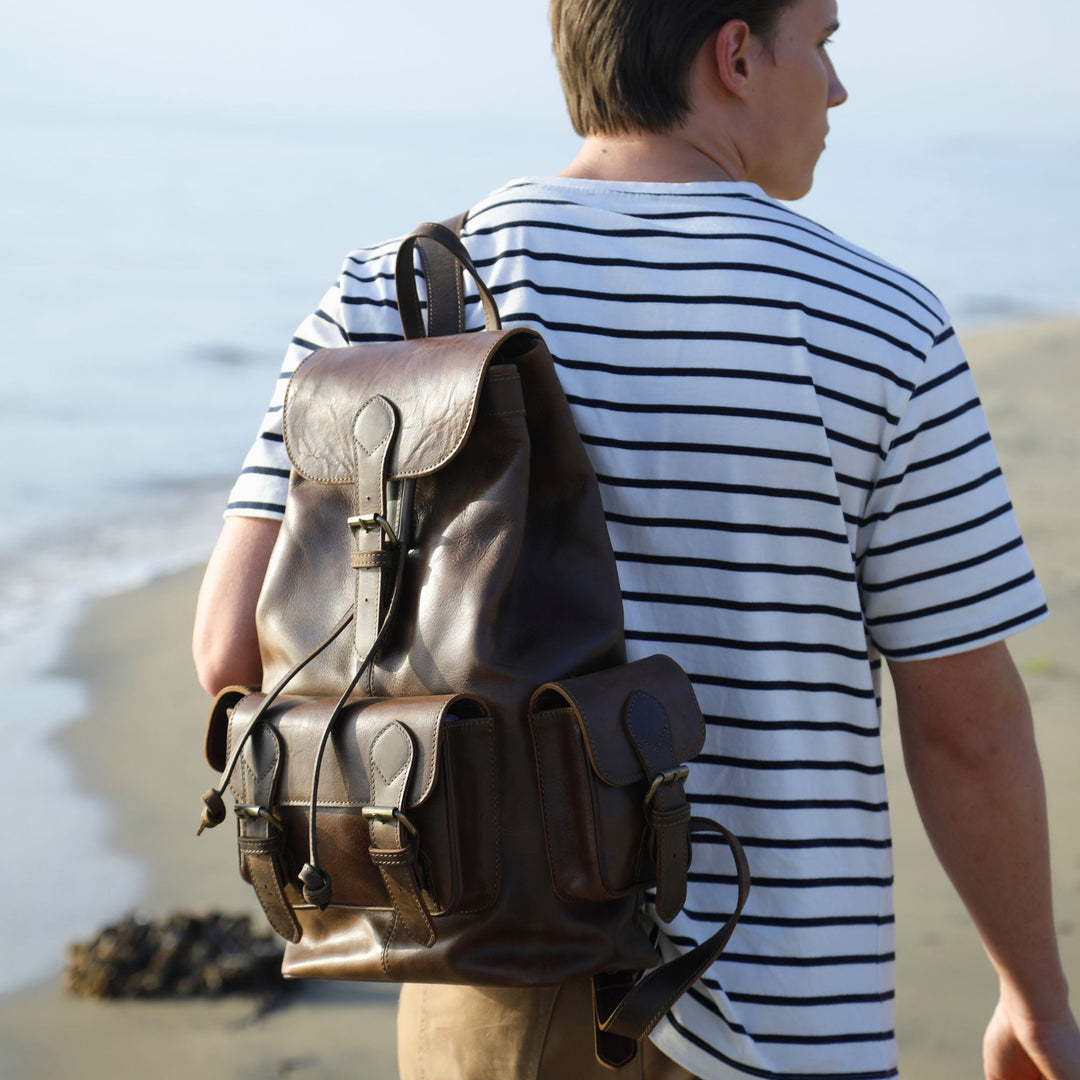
[[396, 221, 501, 339]]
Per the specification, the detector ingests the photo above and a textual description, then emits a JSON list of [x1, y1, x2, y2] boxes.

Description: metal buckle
[[233, 804, 285, 834], [643, 767, 690, 809], [361, 805, 418, 840], [347, 513, 398, 545]]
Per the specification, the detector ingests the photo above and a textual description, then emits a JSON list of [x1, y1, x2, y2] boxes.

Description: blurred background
[[2, 0, 1078, 1075]]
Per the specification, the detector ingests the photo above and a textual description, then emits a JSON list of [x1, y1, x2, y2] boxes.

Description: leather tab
[[625, 692, 690, 923], [352, 396, 398, 689], [236, 724, 301, 943], [366, 722, 437, 948]]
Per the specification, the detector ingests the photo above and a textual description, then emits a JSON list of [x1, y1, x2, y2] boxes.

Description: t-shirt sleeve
[[223, 276, 351, 521], [857, 327, 1048, 660]]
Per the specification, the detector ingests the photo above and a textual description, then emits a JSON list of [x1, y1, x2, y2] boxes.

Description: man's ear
[[712, 21, 756, 98]]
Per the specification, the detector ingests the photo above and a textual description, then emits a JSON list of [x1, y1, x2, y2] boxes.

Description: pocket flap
[[283, 331, 533, 483], [529, 655, 705, 787], [224, 693, 486, 808]]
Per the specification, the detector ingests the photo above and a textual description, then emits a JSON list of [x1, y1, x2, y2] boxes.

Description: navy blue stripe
[[664, 1010, 898, 1080], [865, 571, 1037, 627], [589, 434, 833, 467], [888, 397, 981, 451], [723, 986, 895, 1008], [862, 536, 1024, 594], [623, 590, 861, 622], [240, 465, 290, 478], [873, 432, 992, 490], [469, 217, 940, 321], [508, 313, 918, 391], [880, 604, 1048, 659], [567, 392, 824, 427], [696, 753, 884, 775], [859, 468, 1002, 527], [226, 500, 285, 513], [473, 248, 933, 336], [704, 715, 878, 738], [861, 502, 1012, 560], [553, 351, 814, 384], [627, 630, 866, 661], [472, 192, 932, 296], [617, 550, 856, 584], [609, 511, 848, 545], [690, 793, 888, 812]]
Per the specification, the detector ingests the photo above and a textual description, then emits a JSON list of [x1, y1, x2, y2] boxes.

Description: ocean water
[[2, 97, 1079, 994]]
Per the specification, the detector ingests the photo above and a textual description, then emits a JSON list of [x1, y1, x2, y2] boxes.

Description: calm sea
[[2, 97, 1078, 994]]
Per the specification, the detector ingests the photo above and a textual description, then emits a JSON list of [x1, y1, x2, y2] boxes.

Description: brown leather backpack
[[198, 221, 749, 1068]]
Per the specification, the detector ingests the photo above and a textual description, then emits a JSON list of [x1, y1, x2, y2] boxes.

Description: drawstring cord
[[196, 605, 356, 836], [197, 476, 415, 913], [297, 478, 415, 907]]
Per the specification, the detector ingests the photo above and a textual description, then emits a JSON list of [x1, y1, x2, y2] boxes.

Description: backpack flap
[[283, 330, 535, 484], [528, 655, 704, 920]]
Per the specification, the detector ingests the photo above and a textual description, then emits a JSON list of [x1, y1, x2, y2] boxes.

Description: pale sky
[[6, 0, 1080, 139]]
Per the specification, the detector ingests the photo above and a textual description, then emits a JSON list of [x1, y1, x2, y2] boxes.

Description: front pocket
[[224, 692, 499, 935]]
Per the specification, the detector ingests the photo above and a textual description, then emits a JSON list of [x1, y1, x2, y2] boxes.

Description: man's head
[[551, 0, 847, 200], [550, 0, 795, 137]]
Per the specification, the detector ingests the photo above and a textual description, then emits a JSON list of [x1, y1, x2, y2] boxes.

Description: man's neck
[[559, 129, 744, 184]]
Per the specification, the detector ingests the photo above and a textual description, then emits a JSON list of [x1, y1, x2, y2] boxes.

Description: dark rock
[[64, 911, 289, 999]]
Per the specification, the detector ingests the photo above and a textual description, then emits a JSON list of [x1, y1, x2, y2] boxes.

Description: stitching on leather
[[390, 333, 527, 480], [370, 724, 411, 792], [380, 912, 397, 977], [281, 348, 325, 476], [353, 396, 395, 457], [284, 330, 538, 484]]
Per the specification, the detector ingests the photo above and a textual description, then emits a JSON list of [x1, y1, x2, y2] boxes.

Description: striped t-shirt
[[226, 177, 1047, 1080]]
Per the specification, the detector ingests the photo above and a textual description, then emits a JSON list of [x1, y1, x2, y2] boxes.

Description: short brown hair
[[550, 0, 795, 136]]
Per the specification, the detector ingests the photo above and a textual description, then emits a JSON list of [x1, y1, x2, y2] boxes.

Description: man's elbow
[[892, 642, 1035, 774], [192, 631, 262, 697]]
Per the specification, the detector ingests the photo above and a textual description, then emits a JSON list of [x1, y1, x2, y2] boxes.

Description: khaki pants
[[397, 980, 700, 1080]]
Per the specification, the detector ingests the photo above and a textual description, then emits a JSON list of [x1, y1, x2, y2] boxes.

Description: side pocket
[[532, 706, 647, 902], [529, 655, 706, 910]]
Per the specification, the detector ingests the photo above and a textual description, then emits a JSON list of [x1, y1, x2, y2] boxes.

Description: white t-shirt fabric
[[226, 177, 1047, 1079]]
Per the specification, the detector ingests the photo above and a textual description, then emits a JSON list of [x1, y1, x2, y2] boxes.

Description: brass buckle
[[643, 767, 690, 809], [362, 805, 418, 840], [233, 804, 285, 834], [347, 513, 398, 545]]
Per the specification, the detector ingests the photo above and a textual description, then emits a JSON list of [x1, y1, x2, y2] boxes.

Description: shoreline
[[3, 316, 1078, 1078]]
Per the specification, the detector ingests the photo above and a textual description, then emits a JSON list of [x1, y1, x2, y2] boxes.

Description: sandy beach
[[1, 318, 1077, 1080]]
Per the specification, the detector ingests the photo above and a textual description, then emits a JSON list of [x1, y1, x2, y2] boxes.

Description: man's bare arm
[[890, 641, 1080, 1079], [192, 516, 281, 695]]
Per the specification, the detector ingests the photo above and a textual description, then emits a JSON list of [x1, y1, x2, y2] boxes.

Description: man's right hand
[[984, 996, 1080, 1080]]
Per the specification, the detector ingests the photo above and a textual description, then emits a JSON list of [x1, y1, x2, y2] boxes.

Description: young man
[[194, 1, 1080, 1076]]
